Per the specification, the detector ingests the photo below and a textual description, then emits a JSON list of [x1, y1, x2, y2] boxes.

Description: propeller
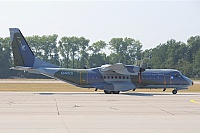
[[138, 59, 146, 83]]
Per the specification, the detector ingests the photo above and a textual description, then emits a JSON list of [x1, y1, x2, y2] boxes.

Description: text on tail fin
[[10, 28, 35, 67]]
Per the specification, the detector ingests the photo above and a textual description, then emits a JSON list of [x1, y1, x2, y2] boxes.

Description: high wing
[[100, 63, 140, 75]]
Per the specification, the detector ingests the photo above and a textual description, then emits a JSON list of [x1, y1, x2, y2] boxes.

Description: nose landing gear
[[172, 89, 177, 94]]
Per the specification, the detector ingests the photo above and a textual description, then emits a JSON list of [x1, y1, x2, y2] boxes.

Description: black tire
[[104, 90, 112, 94], [112, 91, 120, 94], [172, 90, 177, 94]]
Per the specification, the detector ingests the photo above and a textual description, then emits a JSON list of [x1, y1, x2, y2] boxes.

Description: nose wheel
[[172, 89, 177, 94]]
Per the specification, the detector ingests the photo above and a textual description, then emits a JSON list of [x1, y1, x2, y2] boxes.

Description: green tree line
[[0, 35, 199, 78]]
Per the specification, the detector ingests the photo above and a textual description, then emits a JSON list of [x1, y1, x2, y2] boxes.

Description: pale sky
[[0, 0, 200, 50]]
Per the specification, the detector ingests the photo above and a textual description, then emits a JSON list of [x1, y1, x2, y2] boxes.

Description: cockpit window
[[174, 73, 181, 77]]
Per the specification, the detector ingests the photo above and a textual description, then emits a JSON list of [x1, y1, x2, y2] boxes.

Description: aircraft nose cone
[[184, 76, 193, 86], [188, 80, 193, 86]]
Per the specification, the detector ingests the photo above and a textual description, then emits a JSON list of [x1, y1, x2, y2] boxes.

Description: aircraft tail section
[[9, 28, 58, 69], [10, 28, 35, 67]]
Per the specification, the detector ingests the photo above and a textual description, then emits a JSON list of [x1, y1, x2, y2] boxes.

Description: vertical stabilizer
[[10, 28, 35, 67], [10, 28, 59, 68]]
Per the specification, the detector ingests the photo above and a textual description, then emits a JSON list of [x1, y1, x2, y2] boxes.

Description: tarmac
[[0, 92, 199, 133]]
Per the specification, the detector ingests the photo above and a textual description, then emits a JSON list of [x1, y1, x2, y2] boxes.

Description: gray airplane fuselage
[[47, 67, 193, 91], [9, 28, 193, 94]]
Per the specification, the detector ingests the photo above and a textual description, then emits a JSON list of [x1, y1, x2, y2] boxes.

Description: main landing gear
[[172, 89, 178, 94], [104, 90, 120, 94], [162, 88, 178, 94]]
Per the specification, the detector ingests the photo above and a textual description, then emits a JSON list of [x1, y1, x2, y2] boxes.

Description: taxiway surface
[[0, 92, 199, 133]]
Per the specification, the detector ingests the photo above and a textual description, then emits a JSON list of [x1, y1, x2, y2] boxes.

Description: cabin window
[[107, 76, 110, 79], [119, 76, 121, 79], [115, 76, 118, 79], [123, 76, 125, 79], [111, 76, 114, 79], [126, 76, 129, 79], [104, 76, 106, 79]]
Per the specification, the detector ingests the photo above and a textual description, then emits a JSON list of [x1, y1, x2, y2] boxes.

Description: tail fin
[[10, 28, 58, 68], [10, 28, 35, 67]]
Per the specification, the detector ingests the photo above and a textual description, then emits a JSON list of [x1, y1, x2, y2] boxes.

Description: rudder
[[10, 28, 35, 67]]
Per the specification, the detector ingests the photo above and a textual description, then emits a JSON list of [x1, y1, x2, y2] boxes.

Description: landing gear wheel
[[172, 90, 177, 94], [104, 90, 111, 94], [112, 91, 120, 94], [104, 90, 120, 94]]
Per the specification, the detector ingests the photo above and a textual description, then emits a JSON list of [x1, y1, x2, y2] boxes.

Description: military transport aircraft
[[9, 28, 193, 94]]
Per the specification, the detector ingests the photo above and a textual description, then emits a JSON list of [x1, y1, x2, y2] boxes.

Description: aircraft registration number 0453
[[61, 71, 73, 75]]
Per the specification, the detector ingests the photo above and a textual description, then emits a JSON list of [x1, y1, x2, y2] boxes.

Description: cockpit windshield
[[174, 71, 183, 78]]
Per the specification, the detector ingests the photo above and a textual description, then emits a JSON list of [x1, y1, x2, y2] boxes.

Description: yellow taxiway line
[[190, 99, 200, 104]]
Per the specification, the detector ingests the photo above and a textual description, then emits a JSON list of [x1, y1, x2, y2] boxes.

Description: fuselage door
[[164, 75, 171, 85], [80, 71, 88, 85]]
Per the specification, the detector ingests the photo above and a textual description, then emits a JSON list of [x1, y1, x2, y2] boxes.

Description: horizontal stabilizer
[[10, 66, 41, 74]]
